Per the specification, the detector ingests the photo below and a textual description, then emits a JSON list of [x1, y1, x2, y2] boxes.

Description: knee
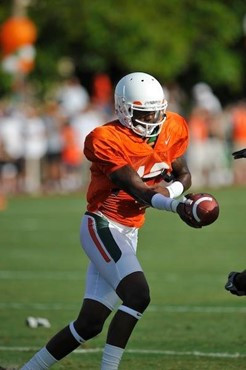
[[117, 272, 151, 313], [74, 316, 104, 340], [124, 286, 151, 312]]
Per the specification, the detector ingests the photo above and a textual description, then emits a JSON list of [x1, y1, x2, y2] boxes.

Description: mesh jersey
[[84, 111, 189, 228]]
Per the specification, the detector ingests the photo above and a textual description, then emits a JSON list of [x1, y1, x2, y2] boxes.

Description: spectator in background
[[42, 101, 63, 193], [56, 76, 90, 118], [0, 105, 25, 194], [92, 73, 113, 116], [60, 119, 83, 192], [162, 82, 187, 115], [187, 83, 230, 188], [71, 102, 105, 190], [192, 82, 222, 115], [230, 100, 246, 185], [186, 107, 210, 187], [24, 106, 47, 194]]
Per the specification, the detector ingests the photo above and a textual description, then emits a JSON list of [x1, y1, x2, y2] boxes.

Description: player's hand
[[176, 199, 202, 228], [232, 148, 246, 159], [225, 271, 246, 296]]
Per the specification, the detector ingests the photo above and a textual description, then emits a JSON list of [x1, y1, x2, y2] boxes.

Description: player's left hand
[[176, 200, 202, 228], [225, 271, 246, 296], [232, 148, 246, 159]]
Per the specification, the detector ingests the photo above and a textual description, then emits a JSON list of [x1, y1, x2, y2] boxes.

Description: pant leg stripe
[[88, 218, 111, 263], [86, 212, 122, 263]]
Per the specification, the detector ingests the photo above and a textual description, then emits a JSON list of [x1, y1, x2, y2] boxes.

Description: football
[[185, 193, 219, 227]]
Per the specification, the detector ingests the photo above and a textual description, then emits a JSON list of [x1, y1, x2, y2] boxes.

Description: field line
[[0, 302, 245, 313], [0, 346, 245, 358]]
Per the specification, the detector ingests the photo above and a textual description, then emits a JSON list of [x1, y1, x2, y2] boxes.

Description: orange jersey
[[84, 112, 189, 228]]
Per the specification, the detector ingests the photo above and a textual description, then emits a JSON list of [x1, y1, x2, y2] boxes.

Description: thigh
[[84, 262, 120, 310], [80, 212, 143, 290]]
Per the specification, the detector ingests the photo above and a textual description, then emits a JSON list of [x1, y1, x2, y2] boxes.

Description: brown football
[[185, 193, 220, 226]]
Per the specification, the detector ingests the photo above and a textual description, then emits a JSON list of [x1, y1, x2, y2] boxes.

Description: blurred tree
[[0, 0, 245, 98]]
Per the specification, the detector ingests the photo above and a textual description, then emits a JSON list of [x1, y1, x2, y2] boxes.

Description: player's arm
[[232, 148, 246, 159], [109, 164, 164, 205], [153, 156, 191, 198], [109, 164, 199, 227]]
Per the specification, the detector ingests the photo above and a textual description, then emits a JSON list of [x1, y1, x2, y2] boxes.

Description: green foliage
[[0, 0, 245, 95]]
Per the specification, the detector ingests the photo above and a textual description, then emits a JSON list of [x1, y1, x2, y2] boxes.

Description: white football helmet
[[115, 72, 168, 137]]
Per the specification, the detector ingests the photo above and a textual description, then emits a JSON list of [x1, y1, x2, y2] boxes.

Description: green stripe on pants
[[85, 212, 122, 263]]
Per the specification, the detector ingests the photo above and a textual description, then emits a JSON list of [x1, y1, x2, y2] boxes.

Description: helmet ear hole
[[114, 72, 168, 138]]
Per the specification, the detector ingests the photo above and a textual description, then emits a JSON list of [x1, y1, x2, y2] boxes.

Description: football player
[[21, 72, 198, 370], [225, 147, 246, 296]]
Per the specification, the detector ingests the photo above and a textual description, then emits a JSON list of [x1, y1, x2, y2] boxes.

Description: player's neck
[[146, 135, 159, 147]]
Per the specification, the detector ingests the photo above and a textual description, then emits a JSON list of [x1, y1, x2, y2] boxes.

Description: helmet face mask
[[115, 72, 168, 138], [131, 108, 166, 137]]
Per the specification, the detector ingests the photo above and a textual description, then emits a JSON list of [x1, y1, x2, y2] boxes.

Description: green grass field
[[0, 188, 246, 369]]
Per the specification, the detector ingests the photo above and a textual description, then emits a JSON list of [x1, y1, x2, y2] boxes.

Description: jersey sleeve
[[84, 128, 128, 176]]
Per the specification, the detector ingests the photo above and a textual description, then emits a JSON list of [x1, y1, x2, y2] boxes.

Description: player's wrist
[[166, 181, 184, 199], [151, 193, 180, 213]]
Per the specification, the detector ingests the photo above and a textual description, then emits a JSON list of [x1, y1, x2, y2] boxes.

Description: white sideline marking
[[0, 270, 226, 283], [0, 346, 245, 358], [148, 305, 246, 313], [0, 302, 245, 313], [0, 270, 83, 281]]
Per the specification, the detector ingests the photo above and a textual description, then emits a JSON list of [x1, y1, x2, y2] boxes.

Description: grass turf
[[0, 187, 246, 369]]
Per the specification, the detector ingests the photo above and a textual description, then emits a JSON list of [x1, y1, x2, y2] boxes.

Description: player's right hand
[[176, 201, 202, 228], [232, 148, 246, 159], [225, 271, 246, 296]]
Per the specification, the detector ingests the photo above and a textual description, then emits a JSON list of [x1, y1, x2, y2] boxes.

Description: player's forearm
[[174, 172, 192, 191], [126, 185, 179, 213], [112, 177, 180, 213], [151, 181, 184, 199], [109, 165, 178, 210], [151, 173, 191, 199], [170, 156, 192, 193]]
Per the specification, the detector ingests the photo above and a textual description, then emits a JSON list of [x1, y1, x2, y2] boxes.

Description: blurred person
[[21, 72, 199, 370], [186, 107, 210, 187], [42, 101, 63, 193], [162, 82, 187, 115], [188, 84, 229, 188], [60, 120, 83, 191], [192, 82, 222, 115], [71, 102, 104, 190], [0, 105, 25, 194], [92, 73, 113, 116], [204, 110, 232, 187], [56, 76, 90, 118], [230, 101, 246, 185], [23, 106, 48, 194]]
